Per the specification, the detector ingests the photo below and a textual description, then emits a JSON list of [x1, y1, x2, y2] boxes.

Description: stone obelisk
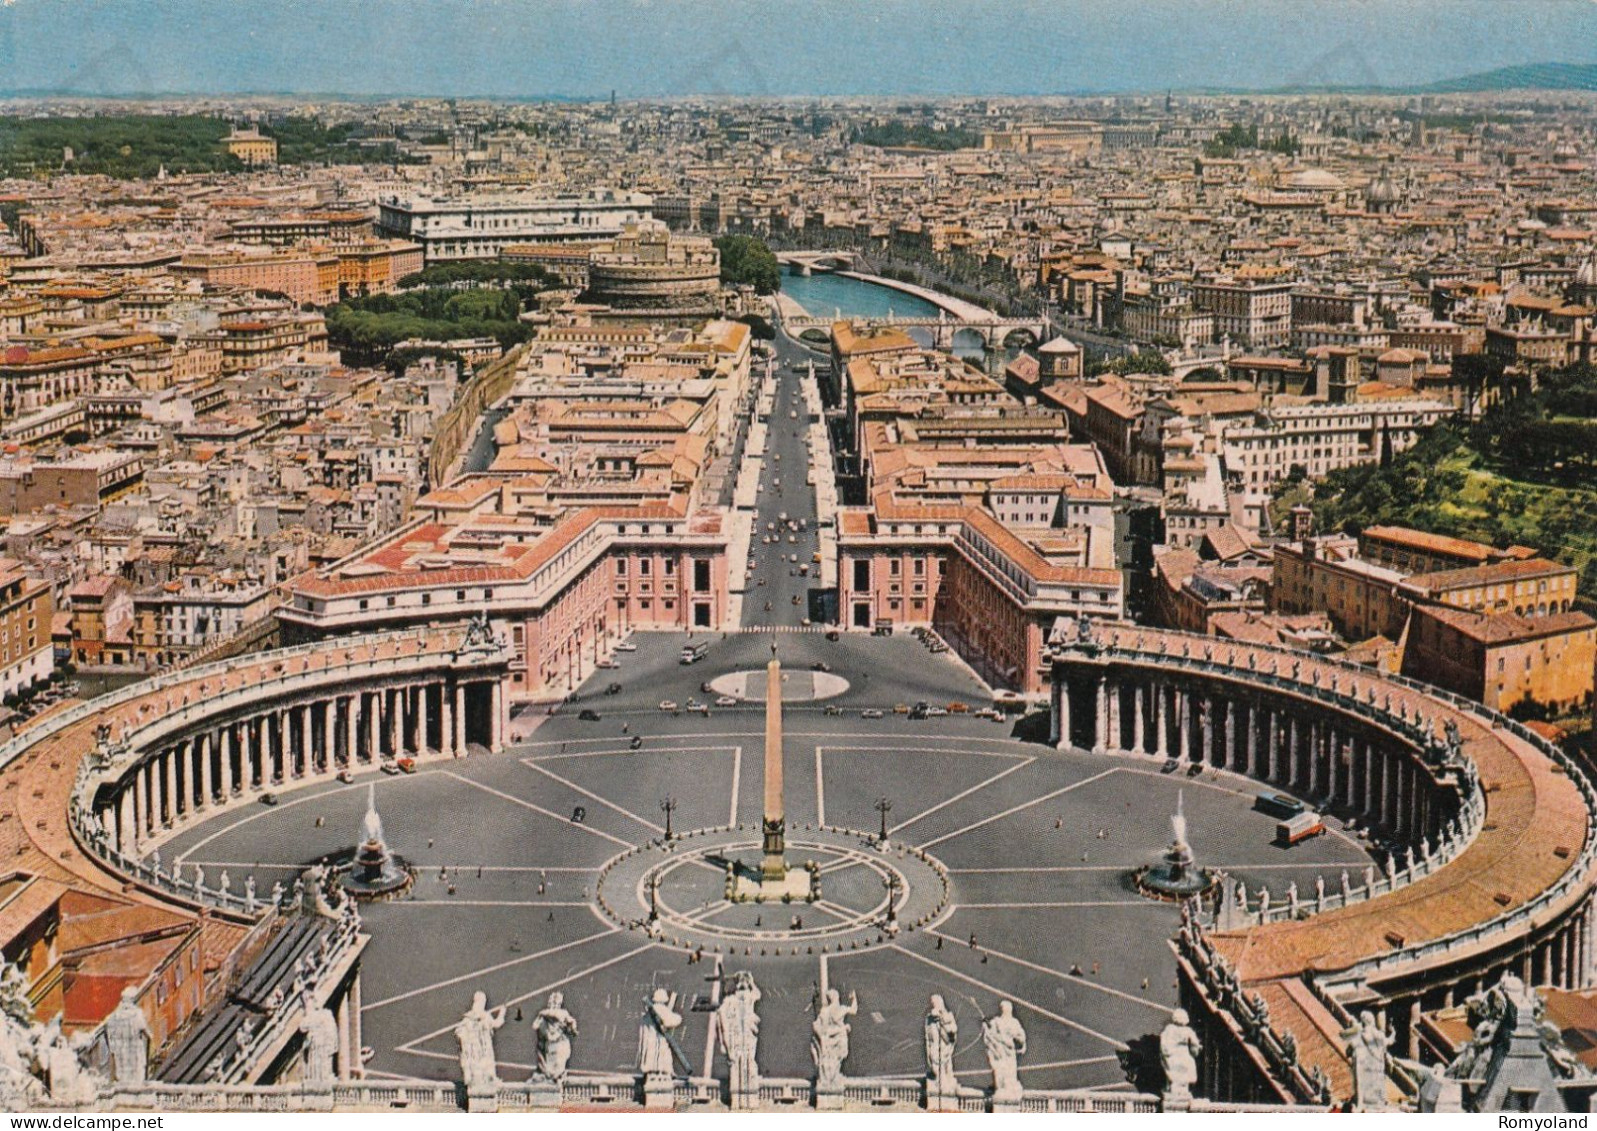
[[761, 656, 787, 881]]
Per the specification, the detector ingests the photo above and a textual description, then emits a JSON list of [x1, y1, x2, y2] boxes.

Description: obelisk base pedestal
[[762, 817, 787, 882], [731, 868, 812, 902]]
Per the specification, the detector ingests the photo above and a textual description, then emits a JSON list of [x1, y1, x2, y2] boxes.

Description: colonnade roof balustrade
[[1048, 625, 1596, 986], [1, 624, 499, 935]]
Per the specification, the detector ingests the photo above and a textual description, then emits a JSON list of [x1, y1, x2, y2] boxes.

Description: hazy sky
[[1, 0, 1595, 99]]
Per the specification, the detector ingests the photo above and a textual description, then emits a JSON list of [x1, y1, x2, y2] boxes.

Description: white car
[[659, 700, 678, 712], [596, 659, 620, 669], [715, 695, 738, 707], [925, 706, 949, 717], [615, 641, 638, 653]]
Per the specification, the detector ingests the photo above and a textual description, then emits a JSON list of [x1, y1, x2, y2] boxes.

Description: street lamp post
[[660, 796, 677, 842], [874, 796, 892, 848]]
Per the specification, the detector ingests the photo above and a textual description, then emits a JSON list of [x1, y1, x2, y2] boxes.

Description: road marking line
[[365, 926, 619, 1010], [729, 745, 742, 827], [918, 768, 1120, 850], [440, 771, 632, 847], [171, 775, 408, 865], [395, 942, 656, 1052], [815, 745, 826, 826], [889, 756, 1035, 835], [888, 945, 1129, 1051], [521, 760, 664, 833], [952, 1055, 1119, 1077], [925, 927, 1173, 1015]]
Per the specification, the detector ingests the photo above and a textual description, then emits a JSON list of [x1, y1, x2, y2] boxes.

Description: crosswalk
[[732, 624, 832, 634]]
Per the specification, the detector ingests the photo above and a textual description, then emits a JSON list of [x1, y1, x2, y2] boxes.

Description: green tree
[[714, 235, 780, 295]]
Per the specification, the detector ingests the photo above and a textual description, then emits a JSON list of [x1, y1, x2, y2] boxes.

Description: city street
[[740, 333, 824, 629]]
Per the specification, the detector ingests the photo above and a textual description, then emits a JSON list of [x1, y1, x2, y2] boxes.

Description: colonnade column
[[1155, 685, 1169, 758], [1132, 684, 1146, 755], [161, 750, 175, 827], [197, 734, 212, 809], [454, 682, 467, 755], [1287, 718, 1300, 790], [1092, 676, 1108, 755], [343, 696, 358, 766], [1246, 704, 1260, 778], [118, 791, 137, 856]]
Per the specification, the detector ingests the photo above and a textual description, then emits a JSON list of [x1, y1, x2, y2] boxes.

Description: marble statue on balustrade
[[38, 1014, 98, 1105], [715, 972, 761, 1102], [981, 1001, 1027, 1102], [925, 995, 958, 1094], [105, 987, 150, 1085], [0, 966, 43, 1107], [1160, 1008, 1201, 1104], [811, 988, 858, 1089], [455, 992, 507, 1092], [638, 988, 685, 1078], [1343, 1010, 1392, 1112], [533, 992, 578, 1084], [300, 991, 339, 1086], [1446, 973, 1588, 1112]]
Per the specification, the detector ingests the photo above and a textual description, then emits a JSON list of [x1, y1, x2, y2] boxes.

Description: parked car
[[925, 707, 949, 717], [811, 661, 832, 673], [396, 757, 416, 774], [604, 682, 624, 696], [715, 695, 738, 707], [659, 700, 678, 712], [596, 659, 620, 669], [337, 768, 355, 784], [861, 708, 884, 719], [947, 702, 969, 714], [260, 791, 279, 806], [578, 709, 602, 721], [615, 641, 638, 653], [824, 704, 844, 716], [892, 703, 910, 714]]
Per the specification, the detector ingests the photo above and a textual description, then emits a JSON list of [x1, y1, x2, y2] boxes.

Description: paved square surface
[[155, 630, 1374, 1093]]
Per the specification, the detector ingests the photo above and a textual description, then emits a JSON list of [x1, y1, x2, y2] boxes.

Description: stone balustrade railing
[[1177, 920, 1333, 1105], [1246, 790, 1484, 927], [212, 906, 365, 1085], [1054, 625, 1597, 973], [92, 1073, 1161, 1114]]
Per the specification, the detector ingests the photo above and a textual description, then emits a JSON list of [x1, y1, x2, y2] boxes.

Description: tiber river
[[779, 266, 1001, 363]]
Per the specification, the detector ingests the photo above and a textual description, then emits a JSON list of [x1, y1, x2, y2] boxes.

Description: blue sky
[[0, 0, 1594, 98]]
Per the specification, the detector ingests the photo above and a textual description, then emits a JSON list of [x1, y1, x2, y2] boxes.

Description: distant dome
[[1280, 167, 1345, 191]]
